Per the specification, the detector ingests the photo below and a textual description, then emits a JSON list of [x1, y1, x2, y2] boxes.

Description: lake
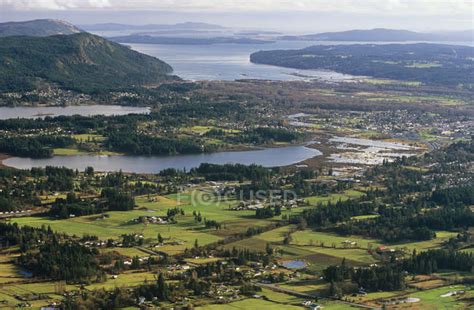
[[0, 105, 150, 120], [3, 144, 322, 173]]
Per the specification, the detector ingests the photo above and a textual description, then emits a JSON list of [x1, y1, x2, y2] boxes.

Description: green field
[[180, 125, 215, 134], [0, 262, 24, 284], [12, 210, 222, 255], [72, 133, 106, 142], [223, 227, 460, 273], [260, 288, 304, 304], [12, 191, 285, 255], [101, 247, 150, 258], [290, 230, 381, 249], [196, 297, 304, 309], [363, 78, 422, 86], [53, 148, 121, 156], [0, 270, 158, 308], [305, 190, 364, 206], [279, 244, 378, 267], [289, 229, 458, 253], [223, 225, 295, 252], [86, 271, 158, 290], [53, 147, 89, 155], [406, 285, 473, 309], [224, 227, 377, 272], [278, 279, 328, 296], [271, 229, 378, 264], [460, 247, 474, 254], [405, 62, 442, 68], [350, 214, 380, 220], [388, 231, 459, 252]]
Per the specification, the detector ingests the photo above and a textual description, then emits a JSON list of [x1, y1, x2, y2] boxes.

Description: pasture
[[305, 190, 364, 206], [12, 191, 286, 255], [405, 285, 473, 309]]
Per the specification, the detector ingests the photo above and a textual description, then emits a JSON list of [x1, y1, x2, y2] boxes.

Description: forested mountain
[[250, 43, 474, 86], [0, 32, 174, 93], [0, 19, 82, 37], [280, 28, 473, 42]]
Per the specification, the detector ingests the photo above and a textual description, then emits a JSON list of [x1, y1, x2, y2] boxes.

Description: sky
[[0, 0, 472, 33]]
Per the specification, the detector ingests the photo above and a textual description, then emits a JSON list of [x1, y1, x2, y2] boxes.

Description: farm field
[[11, 191, 286, 255], [260, 287, 304, 304], [196, 298, 304, 309], [222, 225, 296, 252], [0, 270, 158, 308], [223, 227, 465, 274], [290, 230, 381, 249], [72, 134, 106, 142], [53, 148, 89, 155], [289, 230, 460, 253], [404, 285, 473, 309], [224, 227, 377, 271], [278, 279, 328, 295], [387, 231, 459, 252], [305, 190, 364, 205]]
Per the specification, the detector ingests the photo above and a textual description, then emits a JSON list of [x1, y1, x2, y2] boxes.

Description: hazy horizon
[[0, 0, 472, 34]]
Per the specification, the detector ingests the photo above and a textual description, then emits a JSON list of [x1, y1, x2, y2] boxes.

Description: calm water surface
[[282, 260, 307, 269], [0, 105, 150, 120], [4, 144, 322, 173], [129, 41, 358, 81]]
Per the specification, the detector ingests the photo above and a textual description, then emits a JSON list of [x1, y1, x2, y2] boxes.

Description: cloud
[[0, 0, 111, 10], [0, 0, 471, 16]]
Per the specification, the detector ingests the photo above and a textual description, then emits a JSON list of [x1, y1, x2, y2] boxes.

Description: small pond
[[281, 260, 308, 269]]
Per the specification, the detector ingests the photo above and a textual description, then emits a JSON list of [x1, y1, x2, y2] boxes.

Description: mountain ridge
[[0, 32, 174, 93], [0, 19, 83, 37]]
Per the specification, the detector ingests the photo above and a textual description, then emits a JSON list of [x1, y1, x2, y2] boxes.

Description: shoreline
[[0, 134, 423, 173], [0, 154, 11, 168], [1, 142, 320, 173]]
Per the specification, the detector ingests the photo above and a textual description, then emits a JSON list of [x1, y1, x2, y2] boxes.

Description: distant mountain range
[[81, 22, 226, 32], [280, 28, 474, 42], [0, 19, 82, 37], [0, 32, 174, 93], [7, 21, 470, 44]]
